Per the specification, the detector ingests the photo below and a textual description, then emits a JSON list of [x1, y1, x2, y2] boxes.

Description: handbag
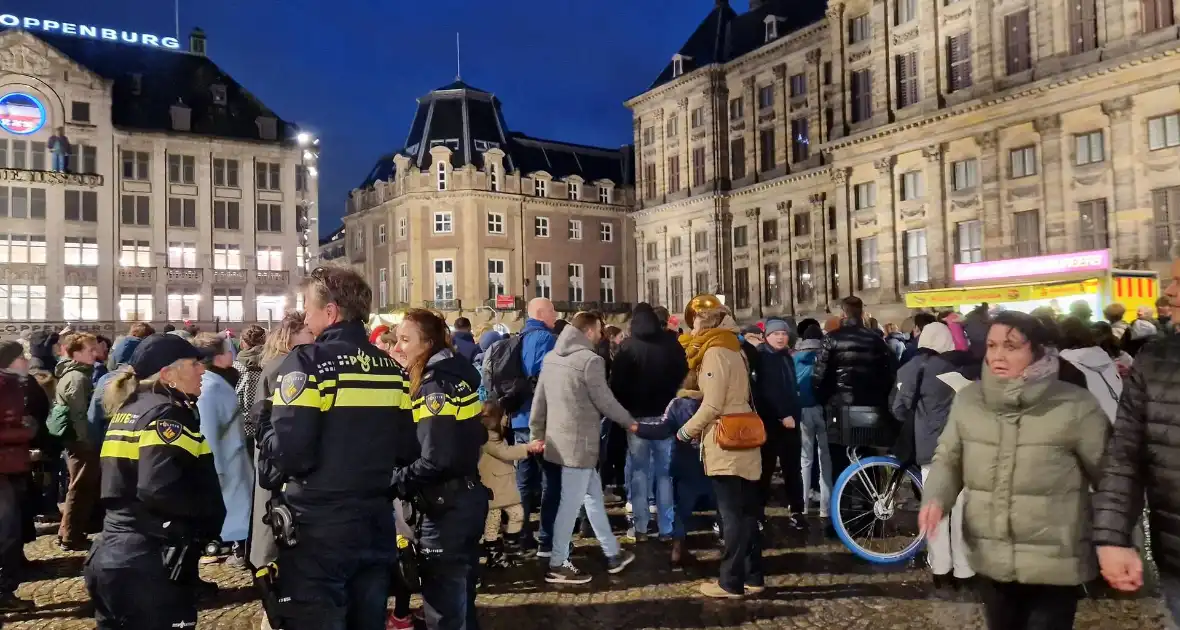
[[715, 411, 766, 450]]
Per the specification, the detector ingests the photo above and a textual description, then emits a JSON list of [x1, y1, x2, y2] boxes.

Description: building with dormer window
[[0, 26, 318, 337]]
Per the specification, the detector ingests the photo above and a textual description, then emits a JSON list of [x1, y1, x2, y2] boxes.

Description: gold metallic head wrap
[[684, 294, 723, 330]]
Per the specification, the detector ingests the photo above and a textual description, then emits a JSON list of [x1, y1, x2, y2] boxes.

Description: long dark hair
[[403, 309, 453, 398]]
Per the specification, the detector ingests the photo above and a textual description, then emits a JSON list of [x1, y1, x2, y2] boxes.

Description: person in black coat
[[753, 319, 805, 527]]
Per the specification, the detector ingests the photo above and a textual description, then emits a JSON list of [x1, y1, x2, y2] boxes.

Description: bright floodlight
[[297, 132, 311, 146], [309, 166, 318, 177]]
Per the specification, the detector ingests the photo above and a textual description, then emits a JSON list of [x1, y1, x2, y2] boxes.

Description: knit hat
[[740, 324, 763, 336], [0, 341, 24, 369], [478, 330, 503, 351], [764, 319, 791, 335], [802, 326, 823, 341]]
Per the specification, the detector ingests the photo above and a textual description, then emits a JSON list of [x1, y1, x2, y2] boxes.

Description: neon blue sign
[[0, 93, 46, 136]]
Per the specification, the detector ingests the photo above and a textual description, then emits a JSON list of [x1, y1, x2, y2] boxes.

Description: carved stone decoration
[[742, 76, 756, 90], [806, 49, 822, 64], [901, 205, 927, 219], [825, 3, 844, 20], [1033, 114, 1062, 135], [773, 64, 787, 79], [1146, 159, 1178, 173], [974, 131, 998, 151], [853, 212, 879, 227], [0, 44, 52, 76], [763, 246, 780, 257], [776, 201, 790, 211], [794, 242, 812, 253], [892, 28, 920, 46], [1101, 96, 1133, 121], [1006, 185, 1040, 202], [830, 168, 849, 184], [849, 49, 872, 63], [950, 195, 980, 210], [679, 97, 690, 111], [745, 208, 760, 218], [922, 145, 942, 162], [679, 221, 692, 231], [941, 6, 972, 24], [1072, 171, 1106, 187], [874, 156, 895, 174], [809, 193, 826, 207]]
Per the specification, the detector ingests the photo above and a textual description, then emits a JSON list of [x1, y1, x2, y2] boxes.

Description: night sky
[[12, 0, 750, 237]]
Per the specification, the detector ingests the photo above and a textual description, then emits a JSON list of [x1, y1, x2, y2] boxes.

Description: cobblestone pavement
[[3, 510, 1172, 630]]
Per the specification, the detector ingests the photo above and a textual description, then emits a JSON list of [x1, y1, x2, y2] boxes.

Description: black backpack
[[485, 332, 537, 414]]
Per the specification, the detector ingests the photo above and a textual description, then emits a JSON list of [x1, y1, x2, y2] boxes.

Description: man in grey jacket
[[531, 312, 637, 584]]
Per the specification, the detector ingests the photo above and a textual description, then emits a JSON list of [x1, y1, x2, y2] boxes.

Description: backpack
[[485, 333, 535, 414]]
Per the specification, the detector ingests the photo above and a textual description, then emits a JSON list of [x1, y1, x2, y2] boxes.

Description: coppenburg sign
[[0, 14, 181, 50]]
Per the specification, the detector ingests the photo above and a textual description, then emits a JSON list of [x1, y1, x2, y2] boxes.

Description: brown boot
[[670, 539, 683, 565]]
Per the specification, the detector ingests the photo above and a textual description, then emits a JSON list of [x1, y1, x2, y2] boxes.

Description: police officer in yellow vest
[[84, 333, 226, 629], [256, 267, 415, 630], [390, 309, 488, 630]]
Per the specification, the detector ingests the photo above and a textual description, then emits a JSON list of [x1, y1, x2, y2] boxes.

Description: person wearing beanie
[[793, 326, 830, 519], [753, 318, 806, 527]]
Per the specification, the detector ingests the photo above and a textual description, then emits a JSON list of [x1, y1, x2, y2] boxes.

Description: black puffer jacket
[[813, 320, 897, 408], [1094, 337, 1180, 574], [610, 304, 689, 418]]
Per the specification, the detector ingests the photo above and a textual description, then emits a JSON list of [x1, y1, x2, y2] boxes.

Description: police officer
[[257, 267, 413, 630], [84, 333, 226, 629], [390, 309, 487, 630]]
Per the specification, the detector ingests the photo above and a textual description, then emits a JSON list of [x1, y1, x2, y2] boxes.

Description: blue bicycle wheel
[[830, 456, 925, 564]]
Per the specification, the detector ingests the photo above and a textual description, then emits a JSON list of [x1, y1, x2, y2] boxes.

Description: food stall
[[904, 249, 1159, 320]]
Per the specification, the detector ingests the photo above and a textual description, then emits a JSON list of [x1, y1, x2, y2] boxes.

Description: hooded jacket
[[530, 326, 635, 468], [0, 371, 35, 475], [451, 330, 480, 364], [88, 337, 141, 445], [198, 366, 254, 542], [793, 338, 822, 408], [610, 305, 689, 419], [1060, 346, 1122, 423], [54, 359, 93, 444], [508, 318, 556, 430]]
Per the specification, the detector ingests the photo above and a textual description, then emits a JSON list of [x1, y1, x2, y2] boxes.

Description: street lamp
[[297, 132, 311, 146]]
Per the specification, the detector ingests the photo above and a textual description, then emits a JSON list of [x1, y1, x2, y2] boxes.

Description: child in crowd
[[793, 327, 832, 518], [632, 371, 714, 565], [478, 400, 530, 567]]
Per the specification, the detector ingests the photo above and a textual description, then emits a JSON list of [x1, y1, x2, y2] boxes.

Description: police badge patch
[[424, 393, 446, 415], [280, 372, 308, 405], [156, 419, 183, 444]]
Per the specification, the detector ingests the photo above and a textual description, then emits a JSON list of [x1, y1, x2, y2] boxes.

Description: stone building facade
[[628, 0, 1180, 323], [0, 28, 317, 338], [344, 81, 635, 324]]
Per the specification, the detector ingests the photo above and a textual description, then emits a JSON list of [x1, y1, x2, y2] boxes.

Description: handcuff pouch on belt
[[264, 494, 299, 549], [412, 477, 483, 519]]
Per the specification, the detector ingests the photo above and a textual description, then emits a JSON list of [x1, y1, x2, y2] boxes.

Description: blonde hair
[[191, 332, 227, 361], [102, 366, 162, 414], [261, 311, 307, 365]]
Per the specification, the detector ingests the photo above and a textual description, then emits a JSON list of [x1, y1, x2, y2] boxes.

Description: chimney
[[170, 101, 191, 132], [189, 27, 207, 56]]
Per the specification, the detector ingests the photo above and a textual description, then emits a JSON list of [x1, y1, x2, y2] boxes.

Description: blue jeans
[[671, 476, 714, 540], [513, 428, 561, 549], [626, 430, 674, 536], [51, 152, 68, 172], [550, 467, 619, 568]]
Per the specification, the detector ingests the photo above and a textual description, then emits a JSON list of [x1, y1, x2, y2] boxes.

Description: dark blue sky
[[16, 0, 752, 236]]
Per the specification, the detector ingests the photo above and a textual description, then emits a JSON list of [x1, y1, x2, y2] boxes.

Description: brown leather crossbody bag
[[715, 411, 767, 450]]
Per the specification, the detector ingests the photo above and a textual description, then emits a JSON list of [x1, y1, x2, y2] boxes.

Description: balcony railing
[[255, 270, 290, 285], [118, 267, 156, 284], [422, 300, 461, 311], [213, 269, 247, 284], [166, 268, 203, 283], [552, 301, 632, 314]]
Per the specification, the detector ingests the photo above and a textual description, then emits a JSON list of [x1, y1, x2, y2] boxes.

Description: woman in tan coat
[[676, 304, 763, 599]]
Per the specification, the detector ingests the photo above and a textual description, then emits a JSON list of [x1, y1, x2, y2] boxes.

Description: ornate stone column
[[870, 0, 891, 125], [773, 63, 788, 173], [975, 130, 1002, 257], [809, 193, 827, 307], [922, 144, 949, 284], [973, 0, 997, 93], [1102, 96, 1136, 260], [826, 3, 849, 139], [635, 230, 646, 303], [874, 156, 899, 297], [832, 167, 851, 299], [1034, 114, 1066, 253]]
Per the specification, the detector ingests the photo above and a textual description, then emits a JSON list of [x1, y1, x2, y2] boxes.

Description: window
[[1005, 10, 1032, 75], [398, 216, 407, 238], [398, 263, 410, 303], [436, 161, 447, 191], [644, 163, 657, 199], [947, 33, 973, 92], [669, 275, 684, 311], [433, 211, 453, 234], [213, 289, 244, 322], [729, 97, 744, 121], [534, 262, 552, 299], [213, 158, 240, 187], [1148, 113, 1180, 150], [1, 187, 43, 219], [830, 253, 841, 299], [296, 246, 307, 271], [734, 268, 750, 309], [534, 216, 549, 237], [762, 219, 778, 242], [828, 206, 837, 230], [0, 234, 46, 264], [167, 197, 196, 228], [795, 259, 815, 302], [1078, 199, 1109, 249], [64, 236, 99, 266], [1009, 146, 1038, 178], [122, 195, 151, 226], [850, 69, 873, 123], [667, 236, 681, 258], [257, 162, 282, 190], [167, 293, 199, 321], [9, 140, 24, 169], [824, 61, 833, 85], [257, 246, 283, 271], [1153, 187, 1180, 256], [1069, 0, 1098, 53], [118, 289, 152, 322], [692, 147, 706, 186], [791, 118, 810, 162], [489, 163, 500, 192], [789, 73, 807, 98], [1143, 0, 1175, 32], [67, 144, 98, 174], [952, 158, 979, 191], [535, 178, 547, 197], [849, 14, 871, 44], [213, 244, 242, 270], [213, 201, 240, 230], [857, 237, 881, 289], [599, 266, 616, 303], [31, 142, 45, 171], [758, 85, 774, 110], [904, 229, 929, 284], [295, 165, 309, 193], [793, 213, 811, 237], [167, 242, 197, 268], [0, 285, 47, 320], [487, 212, 504, 234], [122, 151, 150, 181], [257, 203, 282, 232], [695, 271, 709, 294], [694, 230, 709, 252], [568, 264, 584, 302], [600, 222, 613, 242], [667, 156, 681, 193], [1009, 210, 1042, 257], [567, 181, 580, 200], [71, 101, 90, 123], [691, 107, 704, 128], [598, 186, 610, 203], [63, 285, 99, 321], [486, 259, 506, 299], [854, 182, 876, 210], [763, 263, 780, 306], [895, 52, 919, 109], [646, 279, 661, 305], [896, 0, 917, 24], [765, 17, 779, 41], [731, 137, 747, 180], [1075, 130, 1104, 165], [900, 171, 923, 201], [376, 224, 387, 246], [672, 56, 684, 77], [168, 154, 196, 184], [120, 240, 151, 267], [643, 127, 656, 146], [666, 115, 679, 138], [733, 225, 749, 248], [252, 294, 286, 323], [956, 220, 983, 263], [646, 242, 659, 261], [759, 128, 776, 172], [63, 190, 97, 222], [568, 219, 582, 240]]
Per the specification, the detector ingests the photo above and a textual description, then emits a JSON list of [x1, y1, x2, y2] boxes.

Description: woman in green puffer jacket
[[919, 311, 1110, 630]]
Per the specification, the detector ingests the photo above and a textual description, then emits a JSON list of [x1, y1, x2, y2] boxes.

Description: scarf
[[679, 327, 741, 372]]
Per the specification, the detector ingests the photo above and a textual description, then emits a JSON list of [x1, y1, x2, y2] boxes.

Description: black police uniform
[[258, 320, 413, 630], [83, 389, 225, 630], [392, 349, 487, 630]]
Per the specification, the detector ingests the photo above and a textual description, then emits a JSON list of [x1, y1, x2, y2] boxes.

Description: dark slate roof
[[648, 0, 826, 90], [13, 30, 297, 143], [319, 224, 345, 247]]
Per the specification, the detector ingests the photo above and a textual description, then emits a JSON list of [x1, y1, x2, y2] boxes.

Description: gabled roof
[[8, 29, 298, 144], [648, 0, 826, 90]]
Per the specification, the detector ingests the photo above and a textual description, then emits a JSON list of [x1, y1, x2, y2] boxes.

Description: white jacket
[[1060, 346, 1122, 423]]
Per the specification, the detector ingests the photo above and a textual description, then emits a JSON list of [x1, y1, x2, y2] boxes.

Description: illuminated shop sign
[[0, 14, 180, 49], [953, 249, 1111, 283], [0, 92, 45, 135]]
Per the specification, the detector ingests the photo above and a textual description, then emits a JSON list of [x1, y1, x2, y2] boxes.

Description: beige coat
[[680, 344, 761, 481], [479, 429, 529, 509]]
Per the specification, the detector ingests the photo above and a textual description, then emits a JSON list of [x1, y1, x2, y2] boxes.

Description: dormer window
[[474, 139, 488, 151], [535, 178, 547, 197], [671, 54, 691, 78], [437, 161, 447, 191], [211, 83, 227, 106], [489, 163, 500, 192], [765, 16, 780, 42]]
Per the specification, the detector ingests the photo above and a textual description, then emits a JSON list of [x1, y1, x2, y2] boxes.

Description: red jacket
[[0, 373, 34, 475]]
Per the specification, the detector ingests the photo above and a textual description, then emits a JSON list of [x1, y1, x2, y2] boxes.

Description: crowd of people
[[0, 259, 1177, 629]]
